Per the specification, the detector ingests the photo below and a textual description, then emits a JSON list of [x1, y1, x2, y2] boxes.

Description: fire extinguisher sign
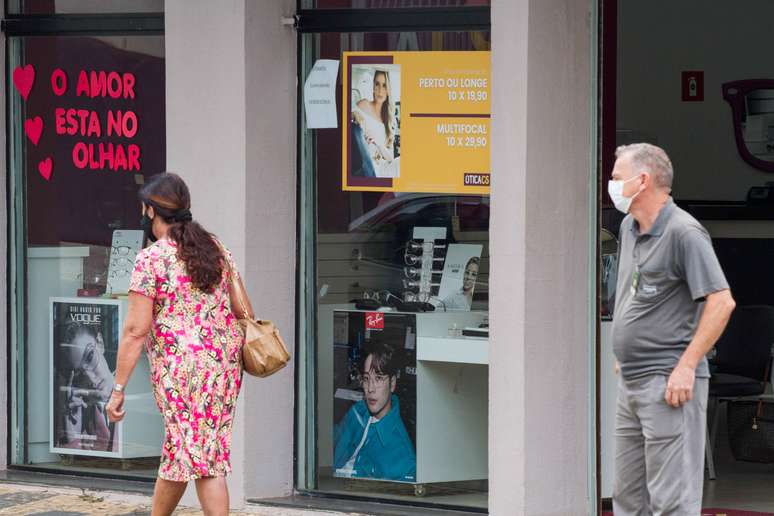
[[681, 71, 704, 102]]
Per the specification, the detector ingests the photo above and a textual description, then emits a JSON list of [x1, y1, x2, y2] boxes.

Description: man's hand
[[106, 391, 125, 423], [665, 364, 695, 408]]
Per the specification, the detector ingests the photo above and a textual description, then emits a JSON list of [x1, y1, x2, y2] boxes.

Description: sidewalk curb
[[0, 481, 366, 515]]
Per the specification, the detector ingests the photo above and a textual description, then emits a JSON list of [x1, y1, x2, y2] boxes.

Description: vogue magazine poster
[[50, 298, 121, 457]]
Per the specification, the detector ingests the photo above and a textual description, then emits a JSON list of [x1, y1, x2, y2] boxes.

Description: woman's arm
[[352, 109, 365, 127], [105, 292, 153, 422], [352, 101, 369, 126], [373, 139, 394, 161]]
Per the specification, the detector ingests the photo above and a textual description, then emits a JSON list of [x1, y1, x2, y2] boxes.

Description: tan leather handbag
[[224, 249, 290, 377]]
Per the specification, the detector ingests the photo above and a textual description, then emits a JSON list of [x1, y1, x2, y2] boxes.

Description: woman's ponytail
[[168, 220, 222, 293]]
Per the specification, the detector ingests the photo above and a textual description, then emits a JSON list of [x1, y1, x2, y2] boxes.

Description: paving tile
[[0, 484, 358, 516], [25, 512, 87, 516], [0, 490, 56, 508]]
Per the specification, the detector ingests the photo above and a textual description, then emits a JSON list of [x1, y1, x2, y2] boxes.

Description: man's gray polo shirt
[[612, 198, 729, 379]]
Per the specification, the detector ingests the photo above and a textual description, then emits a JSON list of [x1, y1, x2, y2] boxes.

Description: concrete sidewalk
[[0, 481, 363, 516]]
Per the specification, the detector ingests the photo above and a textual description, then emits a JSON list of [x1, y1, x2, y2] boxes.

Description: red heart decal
[[38, 158, 53, 181], [24, 117, 43, 145], [12, 65, 35, 101]]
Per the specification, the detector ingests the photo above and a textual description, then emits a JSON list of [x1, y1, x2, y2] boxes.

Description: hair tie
[[174, 209, 193, 223]]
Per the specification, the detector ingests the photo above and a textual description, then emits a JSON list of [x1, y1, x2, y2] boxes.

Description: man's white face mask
[[608, 175, 642, 214]]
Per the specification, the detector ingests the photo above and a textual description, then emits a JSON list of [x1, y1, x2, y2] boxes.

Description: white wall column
[[165, 0, 296, 507], [166, 0, 248, 507], [242, 0, 297, 499], [490, 1, 593, 514]]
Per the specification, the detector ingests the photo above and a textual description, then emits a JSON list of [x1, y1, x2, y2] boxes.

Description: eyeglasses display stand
[[403, 227, 447, 304], [106, 230, 144, 296], [318, 304, 488, 493]]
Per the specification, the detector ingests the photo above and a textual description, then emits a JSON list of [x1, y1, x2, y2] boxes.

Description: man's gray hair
[[615, 143, 673, 191]]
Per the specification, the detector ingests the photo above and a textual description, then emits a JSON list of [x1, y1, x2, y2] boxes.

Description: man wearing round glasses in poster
[[54, 322, 117, 452], [333, 336, 416, 482]]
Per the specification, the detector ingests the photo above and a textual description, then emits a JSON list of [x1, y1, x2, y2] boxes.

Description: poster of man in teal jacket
[[333, 335, 416, 482]]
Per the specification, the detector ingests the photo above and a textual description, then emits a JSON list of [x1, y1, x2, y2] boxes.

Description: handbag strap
[[215, 239, 251, 319]]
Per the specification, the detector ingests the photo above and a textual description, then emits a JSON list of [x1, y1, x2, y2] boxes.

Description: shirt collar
[[631, 197, 675, 237]]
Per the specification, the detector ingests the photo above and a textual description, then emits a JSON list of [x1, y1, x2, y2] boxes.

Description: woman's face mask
[[140, 205, 156, 243], [608, 175, 643, 214]]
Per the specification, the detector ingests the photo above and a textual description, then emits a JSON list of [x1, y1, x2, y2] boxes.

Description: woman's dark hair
[[360, 335, 402, 378], [62, 321, 98, 345], [54, 322, 99, 376], [139, 172, 223, 293], [373, 70, 395, 147]]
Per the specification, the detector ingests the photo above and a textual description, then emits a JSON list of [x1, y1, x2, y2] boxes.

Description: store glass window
[[298, 28, 490, 510], [8, 34, 165, 479], [7, 0, 163, 15]]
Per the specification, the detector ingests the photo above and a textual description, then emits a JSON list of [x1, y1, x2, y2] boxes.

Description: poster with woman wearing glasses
[[332, 312, 416, 482], [51, 298, 120, 456], [437, 244, 483, 311], [348, 64, 401, 182]]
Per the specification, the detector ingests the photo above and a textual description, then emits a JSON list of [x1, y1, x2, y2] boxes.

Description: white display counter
[[25, 246, 162, 462], [414, 311, 488, 485], [28, 246, 91, 463]]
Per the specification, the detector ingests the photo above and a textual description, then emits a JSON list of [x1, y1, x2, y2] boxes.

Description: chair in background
[[706, 305, 774, 479]]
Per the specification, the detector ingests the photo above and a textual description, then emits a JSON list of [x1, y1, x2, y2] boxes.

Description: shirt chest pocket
[[636, 270, 670, 302]]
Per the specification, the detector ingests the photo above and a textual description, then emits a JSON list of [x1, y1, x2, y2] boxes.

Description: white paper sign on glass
[[304, 59, 340, 129]]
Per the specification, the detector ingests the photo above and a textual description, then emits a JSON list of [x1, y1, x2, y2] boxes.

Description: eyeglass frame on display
[[358, 371, 391, 388]]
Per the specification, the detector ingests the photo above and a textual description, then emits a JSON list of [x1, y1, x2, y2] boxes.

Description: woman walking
[[106, 173, 250, 516]]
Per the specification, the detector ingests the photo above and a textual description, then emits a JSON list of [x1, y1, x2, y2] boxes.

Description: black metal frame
[[293, 3, 490, 515], [1, 13, 163, 36], [297, 7, 490, 33], [249, 490, 489, 515], [3, 7, 163, 484], [4, 36, 13, 475]]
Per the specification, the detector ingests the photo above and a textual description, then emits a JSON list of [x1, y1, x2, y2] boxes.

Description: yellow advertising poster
[[342, 51, 490, 194]]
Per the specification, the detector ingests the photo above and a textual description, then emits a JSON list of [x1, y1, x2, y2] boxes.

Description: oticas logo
[[365, 312, 385, 330]]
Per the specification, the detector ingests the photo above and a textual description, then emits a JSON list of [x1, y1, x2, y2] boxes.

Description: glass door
[[296, 3, 492, 511]]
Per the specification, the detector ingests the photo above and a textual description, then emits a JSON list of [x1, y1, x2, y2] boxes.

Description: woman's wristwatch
[[112, 383, 125, 393]]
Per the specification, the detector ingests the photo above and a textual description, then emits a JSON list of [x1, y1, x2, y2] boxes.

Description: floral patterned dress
[[129, 238, 243, 481]]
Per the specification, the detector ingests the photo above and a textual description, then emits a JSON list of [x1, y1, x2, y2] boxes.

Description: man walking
[[610, 143, 736, 515]]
